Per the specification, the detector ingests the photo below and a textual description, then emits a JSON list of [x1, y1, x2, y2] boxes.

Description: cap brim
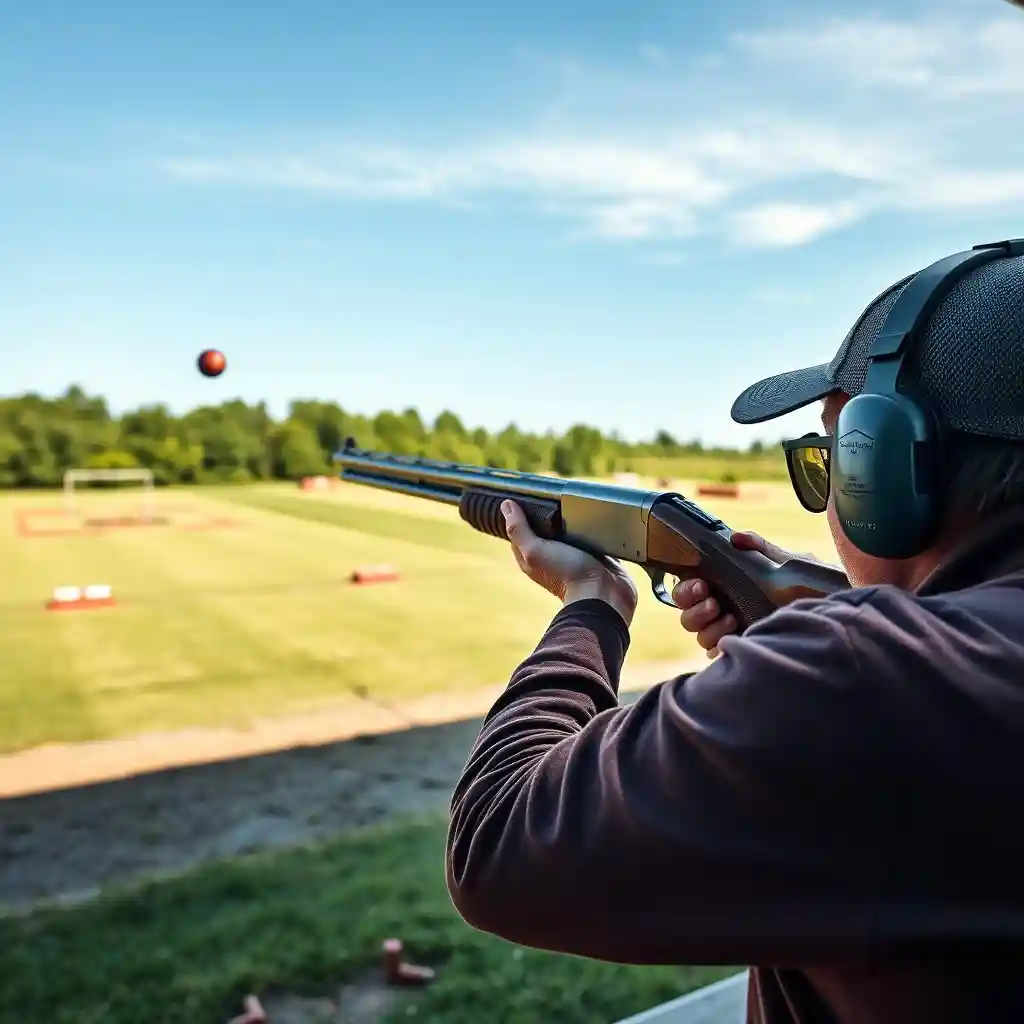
[[730, 362, 837, 425]]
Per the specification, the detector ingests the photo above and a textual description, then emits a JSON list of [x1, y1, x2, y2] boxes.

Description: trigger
[[644, 566, 677, 607]]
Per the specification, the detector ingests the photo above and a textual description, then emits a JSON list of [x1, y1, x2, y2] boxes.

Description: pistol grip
[[647, 500, 778, 631]]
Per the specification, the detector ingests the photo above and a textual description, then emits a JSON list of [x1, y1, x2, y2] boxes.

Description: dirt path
[[0, 659, 703, 914]]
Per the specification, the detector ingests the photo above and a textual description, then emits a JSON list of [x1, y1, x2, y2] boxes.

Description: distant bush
[[0, 385, 791, 488]]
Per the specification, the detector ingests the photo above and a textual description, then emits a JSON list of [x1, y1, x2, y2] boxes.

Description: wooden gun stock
[[646, 500, 849, 632]]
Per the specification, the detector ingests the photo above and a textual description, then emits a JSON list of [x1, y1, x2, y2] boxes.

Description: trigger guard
[[644, 566, 678, 607]]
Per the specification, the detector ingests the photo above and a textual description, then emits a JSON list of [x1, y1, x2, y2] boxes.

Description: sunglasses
[[781, 433, 832, 513]]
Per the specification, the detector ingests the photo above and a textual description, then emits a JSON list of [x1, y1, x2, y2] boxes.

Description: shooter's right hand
[[671, 532, 810, 659]]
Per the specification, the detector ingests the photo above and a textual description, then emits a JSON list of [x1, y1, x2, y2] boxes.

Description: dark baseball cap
[[730, 251, 1024, 439]]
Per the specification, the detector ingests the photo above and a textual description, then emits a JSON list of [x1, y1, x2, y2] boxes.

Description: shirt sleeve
[[445, 595, 889, 967]]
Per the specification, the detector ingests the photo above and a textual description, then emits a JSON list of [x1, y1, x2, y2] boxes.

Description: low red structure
[[299, 475, 339, 491], [382, 938, 435, 986], [697, 483, 740, 499], [350, 565, 401, 585]]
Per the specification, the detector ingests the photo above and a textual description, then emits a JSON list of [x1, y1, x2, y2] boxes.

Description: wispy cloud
[[732, 15, 1024, 97], [155, 9, 1024, 250], [729, 200, 867, 249]]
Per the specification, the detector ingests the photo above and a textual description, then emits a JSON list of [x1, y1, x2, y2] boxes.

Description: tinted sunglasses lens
[[788, 445, 829, 512]]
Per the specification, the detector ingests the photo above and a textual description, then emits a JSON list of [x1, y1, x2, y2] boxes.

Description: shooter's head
[[730, 244, 1024, 589]]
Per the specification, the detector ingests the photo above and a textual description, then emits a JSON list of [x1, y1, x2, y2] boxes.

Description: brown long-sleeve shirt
[[446, 509, 1024, 1023]]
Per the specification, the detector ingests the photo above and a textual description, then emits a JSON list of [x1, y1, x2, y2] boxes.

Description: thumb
[[730, 530, 793, 565], [502, 501, 535, 546]]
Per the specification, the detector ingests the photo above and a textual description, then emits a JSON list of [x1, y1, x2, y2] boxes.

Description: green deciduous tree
[[0, 385, 782, 489]]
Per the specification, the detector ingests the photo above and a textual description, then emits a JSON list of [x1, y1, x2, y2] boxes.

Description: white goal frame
[[63, 468, 156, 517]]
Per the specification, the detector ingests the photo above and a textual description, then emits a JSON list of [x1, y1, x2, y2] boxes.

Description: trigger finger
[[680, 597, 719, 632], [696, 614, 738, 652], [671, 578, 705, 607]]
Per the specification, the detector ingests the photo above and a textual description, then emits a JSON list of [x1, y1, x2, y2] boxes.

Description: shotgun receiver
[[335, 439, 849, 632]]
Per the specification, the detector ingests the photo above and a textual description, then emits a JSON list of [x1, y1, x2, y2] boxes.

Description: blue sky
[[2, 0, 1023, 446]]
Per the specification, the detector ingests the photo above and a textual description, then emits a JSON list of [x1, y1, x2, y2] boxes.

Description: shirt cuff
[[550, 597, 631, 650]]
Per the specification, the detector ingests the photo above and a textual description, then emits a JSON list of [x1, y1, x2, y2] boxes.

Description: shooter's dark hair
[[944, 432, 1024, 525]]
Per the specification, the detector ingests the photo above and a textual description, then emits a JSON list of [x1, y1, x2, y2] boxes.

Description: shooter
[[444, 239, 1024, 1024]]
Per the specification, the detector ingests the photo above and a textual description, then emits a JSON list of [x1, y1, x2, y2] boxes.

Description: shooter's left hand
[[501, 500, 638, 627]]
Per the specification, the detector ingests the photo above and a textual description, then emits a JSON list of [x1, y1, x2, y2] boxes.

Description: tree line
[[0, 386, 786, 488]]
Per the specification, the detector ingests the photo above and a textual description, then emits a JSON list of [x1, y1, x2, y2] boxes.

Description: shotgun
[[334, 439, 849, 631]]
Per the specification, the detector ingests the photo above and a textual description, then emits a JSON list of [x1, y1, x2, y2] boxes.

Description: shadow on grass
[[0, 715, 489, 911]]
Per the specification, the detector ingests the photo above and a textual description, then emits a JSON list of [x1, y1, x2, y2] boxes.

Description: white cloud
[[160, 139, 736, 241], [581, 197, 699, 241], [732, 14, 1024, 97], [729, 200, 867, 248], [905, 170, 1024, 210], [156, 9, 1024, 249]]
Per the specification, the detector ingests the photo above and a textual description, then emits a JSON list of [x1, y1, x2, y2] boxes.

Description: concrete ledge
[[613, 972, 748, 1024]]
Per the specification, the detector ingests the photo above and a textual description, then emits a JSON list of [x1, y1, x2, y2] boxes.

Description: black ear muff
[[831, 240, 1020, 559], [833, 392, 937, 559]]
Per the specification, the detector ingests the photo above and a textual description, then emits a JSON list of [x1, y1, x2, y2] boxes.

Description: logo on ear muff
[[837, 424, 879, 537], [838, 430, 874, 454], [837, 429, 877, 499]]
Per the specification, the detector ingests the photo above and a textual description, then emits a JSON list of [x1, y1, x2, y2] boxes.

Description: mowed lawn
[[0, 480, 835, 754]]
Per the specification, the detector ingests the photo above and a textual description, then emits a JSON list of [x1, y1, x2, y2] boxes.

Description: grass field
[[0, 479, 835, 755], [1, 479, 830, 1024], [0, 814, 734, 1024]]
